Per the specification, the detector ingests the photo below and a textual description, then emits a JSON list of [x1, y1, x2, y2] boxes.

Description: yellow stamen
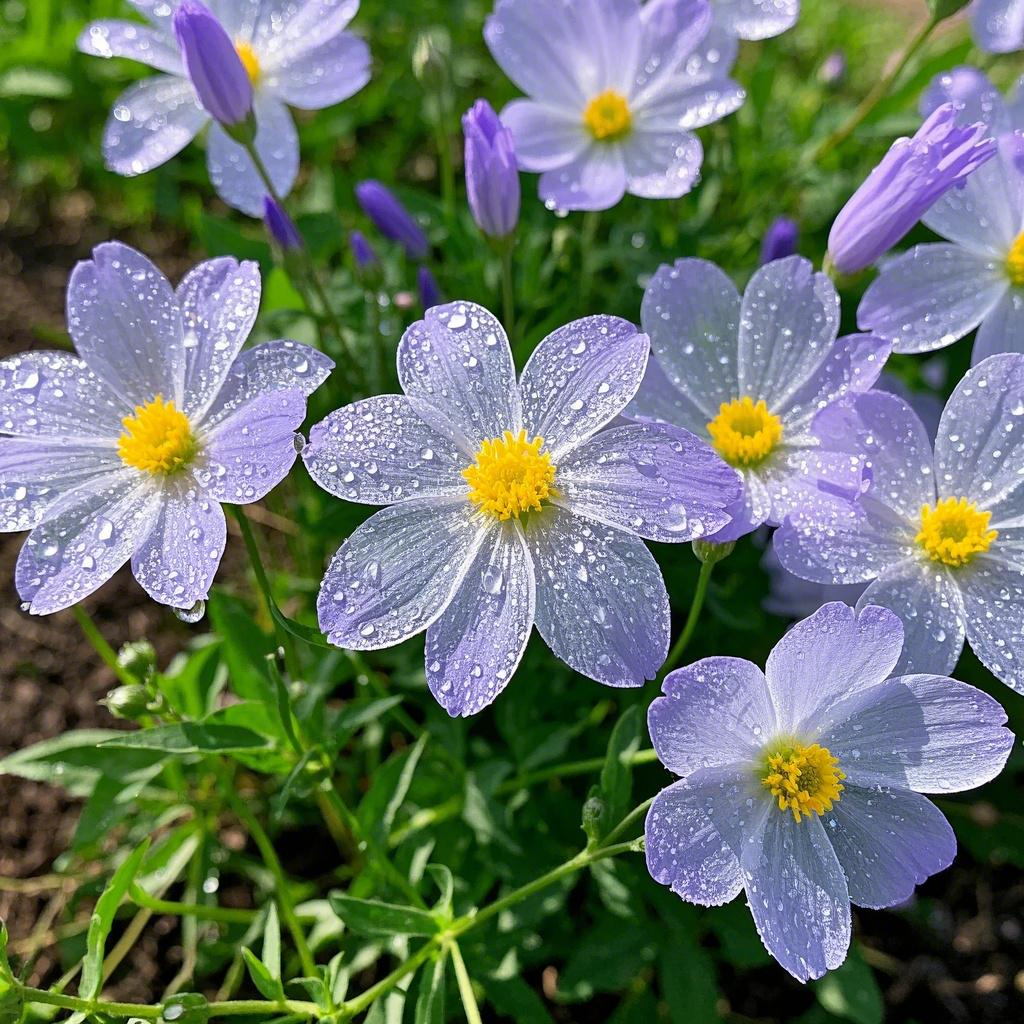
[[117, 395, 197, 475], [1007, 232, 1024, 287], [762, 742, 845, 823], [583, 89, 632, 141], [917, 496, 997, 568], [706, 397, 783, 468], [462, 430, 556, 521], [235, 41, 261, 85]]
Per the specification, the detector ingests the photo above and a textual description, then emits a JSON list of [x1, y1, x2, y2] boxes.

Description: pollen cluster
[[917, 496, 997, 568], [583, 89, 633, 141], [463, 430, 556, 521], [707, 397, 783, 468], [762, 742, 845, 822], [1007, 232, 1024, 287], [235, 41, 262, 85], [118, 395, 197, 475]]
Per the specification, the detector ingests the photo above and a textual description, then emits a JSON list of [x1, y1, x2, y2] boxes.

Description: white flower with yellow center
[[302, 300, 742, 717], [777, 353, 1024, 694]]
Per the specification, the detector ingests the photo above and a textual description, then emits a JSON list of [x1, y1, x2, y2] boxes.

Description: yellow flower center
[[235, 41, 261, 85], [462, 430, 556, 521], [916, 496, 997, 568], [583, 89, 632, 141], [762, 742, 845, 823], [1007, 232, 1024, 287], [706, 397, 783, 468], [117, 395, 197, 475]]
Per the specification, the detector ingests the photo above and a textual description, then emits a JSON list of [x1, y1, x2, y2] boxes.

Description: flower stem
[[578, 211, 601, 313], [71, 605, 136, 687], [809, 13, 939, 163], [448, 940, 483, 1024], [661, 558, 715, 678], [500, 244, 515, 341]]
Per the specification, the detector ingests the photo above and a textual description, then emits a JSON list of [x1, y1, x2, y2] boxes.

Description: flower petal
[[527, 505, 668, 686], [758, 444, 864, 528], [16, 471, 160, 614], [263, 29, 370, 109], [303, 395, 466, 505], [520, 316, 648, 459], [196, 388, 306, 504], [131, 490, 226, 608], [635, 0, 717, 100], [397, 301, 521, 453], [254, 0, 360, 54], [634, 79, 745, 133], [961, 555, 1024, 692], [425, 523, 535, 716], [67, 242, 185, 407], [102, 75, 208, 177], [78, 19, 183, 74], [624, 351, 708, 436], [622, 130, 703, 200], [317, 497, 486, 650], [200, 340, 332, 431], [741, 813, 851, 983], [825, 786, 955, 910], [971, 0, 1024, 54], [764, 602, 905, 734], [713, 0, 800, 41], [973, 290, 1024, 365], [500, 99, 589, 172], [538, 144, 628, 212], [737, 256, 841, 414], [857, 244, 1006, 355], [710, 470, 773, 541], [645, 771, 745, 907], [920, 66, 1009, 130], [0, 351, 123, 440], [649, 657, 776, 774], [207, 95, 299, 217], [639, 258, 741, 421], [176, 258, 262, 419], [554, 422, 738, 541]]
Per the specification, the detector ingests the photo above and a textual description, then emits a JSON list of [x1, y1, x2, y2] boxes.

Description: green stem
[[448, 941, 483, 1024], [578, 211, 601, 313], [808, 14, 939, 163], [500, 244, 515, 341], [660, 559, 715, 679], [72, 606, 135, 687], [129, 884, 267, 925]]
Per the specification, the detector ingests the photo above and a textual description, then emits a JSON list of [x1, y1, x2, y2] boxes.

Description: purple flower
[[263, 196, 303, 251], [970, 0, 1024, 53], [827, 103, 996, 275], [818, 50, 846, 86], [776, 354, 1024, 693], [626, 256, 890, 540], [484, 0, 745, 212], [417, 266, 442, 309], [712, 0, 799, 40], [355, 181, 429, 260], [349, 230, 378, 270], [78, 1, 371, 217], [463, 99, 520, 240], [0, 242, 332, 614], [302, 300, 741, 716], [645, 601, 1013, 981], [920, 65, 1009, 128], [173, 1, 252, 127], [759, 216, 798, 264]]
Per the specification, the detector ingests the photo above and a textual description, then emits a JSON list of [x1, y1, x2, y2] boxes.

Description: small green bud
[[581, 795, 605, 844], [117, 640, 157, 682], [161, 993, 209, 1024], [691, 540, 735, 565], [927, 0, 971, 21], [101, 684, 154, 720], [411, 29, 450, 89]]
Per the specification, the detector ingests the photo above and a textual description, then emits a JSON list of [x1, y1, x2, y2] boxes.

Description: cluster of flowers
[[2, 0, 1021, 986]]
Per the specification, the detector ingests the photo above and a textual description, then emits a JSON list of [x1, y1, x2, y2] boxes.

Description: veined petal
[[624, 352, 708, 437], [710, 469, 772, 541], [16, 471, 160, 614], [520, 316, 648, 459], [303, 395, 466, 505], [713, 0, 799, 41], [649, 657, 776, 775], [961, 555, 1024, 692], [527, 504, 668, 687], [317, 497, 486, 650], [67, 242, 185, 408], [263, 29, 370, 109], [425, 522, 535, 717], [973, 290, 1024, 364], [78, 19, 183, 74], [254, 0, 361, 57], [622, 130, 703, 200], [131, 488, 226, 608], [554, 422, 738, 541], [633, 78, 745, 133], [635, 0, 716, 99], [500, 99, 589, 172], [102, 76, 208, 177], [538, 143, 628, 212]]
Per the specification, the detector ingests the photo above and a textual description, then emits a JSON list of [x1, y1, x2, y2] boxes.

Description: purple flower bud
[[827, 103, 996, 275], [349, 230, 378, 269], [263, 197, 303, 251], [417, 266, 441, 309], [173, 0, 253, 127], [818, 51, 846, 86], [759, 217, 799, 265], [355, 181, 429, 260], [462, 99, 520, 240]]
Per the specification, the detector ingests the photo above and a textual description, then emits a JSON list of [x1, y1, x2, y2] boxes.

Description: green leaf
[[241, 947, 286, 1002], [358, 734, 427, 844], [80, 838, 151, 1000], [207, 590, 275, 704], [98, 723, 269, 754], [413, 954, 447, 1024], [483, 977, 555, 1024], [263, 903, 281, 981], [813, 947, 883, 1024], [660, 939, 717, 1024], [598, 705, 642, 834], [328, 894, 440, 938]]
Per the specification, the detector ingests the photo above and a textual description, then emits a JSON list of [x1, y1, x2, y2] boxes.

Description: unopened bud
[[692, 540, 735, 566]]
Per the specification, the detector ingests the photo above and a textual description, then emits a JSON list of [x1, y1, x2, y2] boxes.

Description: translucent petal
[[962, 555, 1024, 692], [78, 19, 183, 74], [712, 0, 800, 41], [263, 29, 370, 110], [537, 143, 628, 213], [621, 130, 703, 200], [501, 99, 591, 173]]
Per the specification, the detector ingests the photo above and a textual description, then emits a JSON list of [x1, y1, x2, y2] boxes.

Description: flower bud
[[355, 180, 429, 260], [117, 639, 157, 682], [349, 229, 378, 270], [759, 217, 798, 265], [417, 266, 441, 310], [263, 197, 303, 251], [173, 0, 253, 127], [463, 99, 520, 242], [102, 684, 154, 720], [412, 28, 450, 90], [692, 540, 736, 566]]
